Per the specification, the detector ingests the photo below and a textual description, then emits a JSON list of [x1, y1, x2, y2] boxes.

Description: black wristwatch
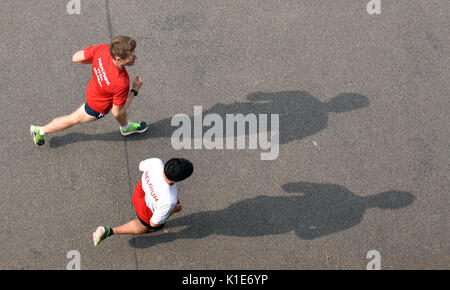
[[130, 89, 138, 96]]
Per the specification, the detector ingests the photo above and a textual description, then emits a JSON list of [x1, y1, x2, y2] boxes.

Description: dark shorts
[[137, 214, 166, 232], [84, 102, 105, 119]]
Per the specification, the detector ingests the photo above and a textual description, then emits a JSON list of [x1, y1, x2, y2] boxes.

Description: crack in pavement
[[105, 0, 140, 270]]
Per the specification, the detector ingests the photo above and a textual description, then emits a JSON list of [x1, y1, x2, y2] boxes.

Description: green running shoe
[[120, 121, 148, 136], [30, 125, 45, 146], [93, 226, 112, 246]]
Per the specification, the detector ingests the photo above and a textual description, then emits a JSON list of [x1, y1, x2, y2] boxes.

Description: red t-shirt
[[84, 44, 129, 114], [132, 179, 154, 224]]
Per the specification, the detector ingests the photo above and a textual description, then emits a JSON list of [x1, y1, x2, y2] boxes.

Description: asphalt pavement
[[0, 0, 448, 269]]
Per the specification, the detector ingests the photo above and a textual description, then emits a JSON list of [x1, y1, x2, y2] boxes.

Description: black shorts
[[84, 102, 105, 119], [137, 215, 165, 232]]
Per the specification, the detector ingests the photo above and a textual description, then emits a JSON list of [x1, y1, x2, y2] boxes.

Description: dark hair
[[109, 35, 136, 59], [164, 158, 193, 182]]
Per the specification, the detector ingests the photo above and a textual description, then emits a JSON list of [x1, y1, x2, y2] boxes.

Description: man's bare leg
[[93, 204, 183, 245], [111, 205, 182, 235], [93, 219, 147, 246], [112, 219, 149, 235], [113, 203, 180, 235], [42, 104, 97, 134], [93, 201, 182, 245], [113, 109, 128, 127]]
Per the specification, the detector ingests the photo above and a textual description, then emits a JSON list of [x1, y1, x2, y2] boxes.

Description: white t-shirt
[[139, 158, 178, 225]]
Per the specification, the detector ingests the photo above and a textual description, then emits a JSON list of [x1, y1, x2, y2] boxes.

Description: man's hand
[[132, 76, 143, 91]]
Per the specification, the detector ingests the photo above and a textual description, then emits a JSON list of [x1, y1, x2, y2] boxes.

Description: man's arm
[[169, 199, 182, 218], [72, 50, 92, 64], [149, 203, 173, 228], [150, 200, 182, 228], [149, 220, 162, 227], [111, 76, 143, 117], [139, 159, 154, 172], [112, 92, 135, 116]]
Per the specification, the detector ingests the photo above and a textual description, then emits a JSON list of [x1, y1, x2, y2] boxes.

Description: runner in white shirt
[[93, 158, 193, 246]]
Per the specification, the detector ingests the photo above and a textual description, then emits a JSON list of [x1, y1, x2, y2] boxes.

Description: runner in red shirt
[[30, 35, 148, 146]]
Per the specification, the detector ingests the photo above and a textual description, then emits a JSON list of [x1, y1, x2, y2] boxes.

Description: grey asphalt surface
[[0, 0, 448, 270]]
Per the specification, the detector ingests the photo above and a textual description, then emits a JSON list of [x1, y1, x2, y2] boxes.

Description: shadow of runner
[[129, 182, 414, 248], [49, 91, 369, 147]]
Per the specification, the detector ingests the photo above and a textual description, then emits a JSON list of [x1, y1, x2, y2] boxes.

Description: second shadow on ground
[[129, 181, 415, 248]]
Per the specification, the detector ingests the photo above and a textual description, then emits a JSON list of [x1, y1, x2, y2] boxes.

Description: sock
[[108, 227, 114, 236], [39, 127, 45, 136], [120, 122, 130, 131]]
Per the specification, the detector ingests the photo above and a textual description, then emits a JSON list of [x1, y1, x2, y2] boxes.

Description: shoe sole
[[93, 226, 105, 246], [121, 125, 148, 136], [30, 125, 44, 147]]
